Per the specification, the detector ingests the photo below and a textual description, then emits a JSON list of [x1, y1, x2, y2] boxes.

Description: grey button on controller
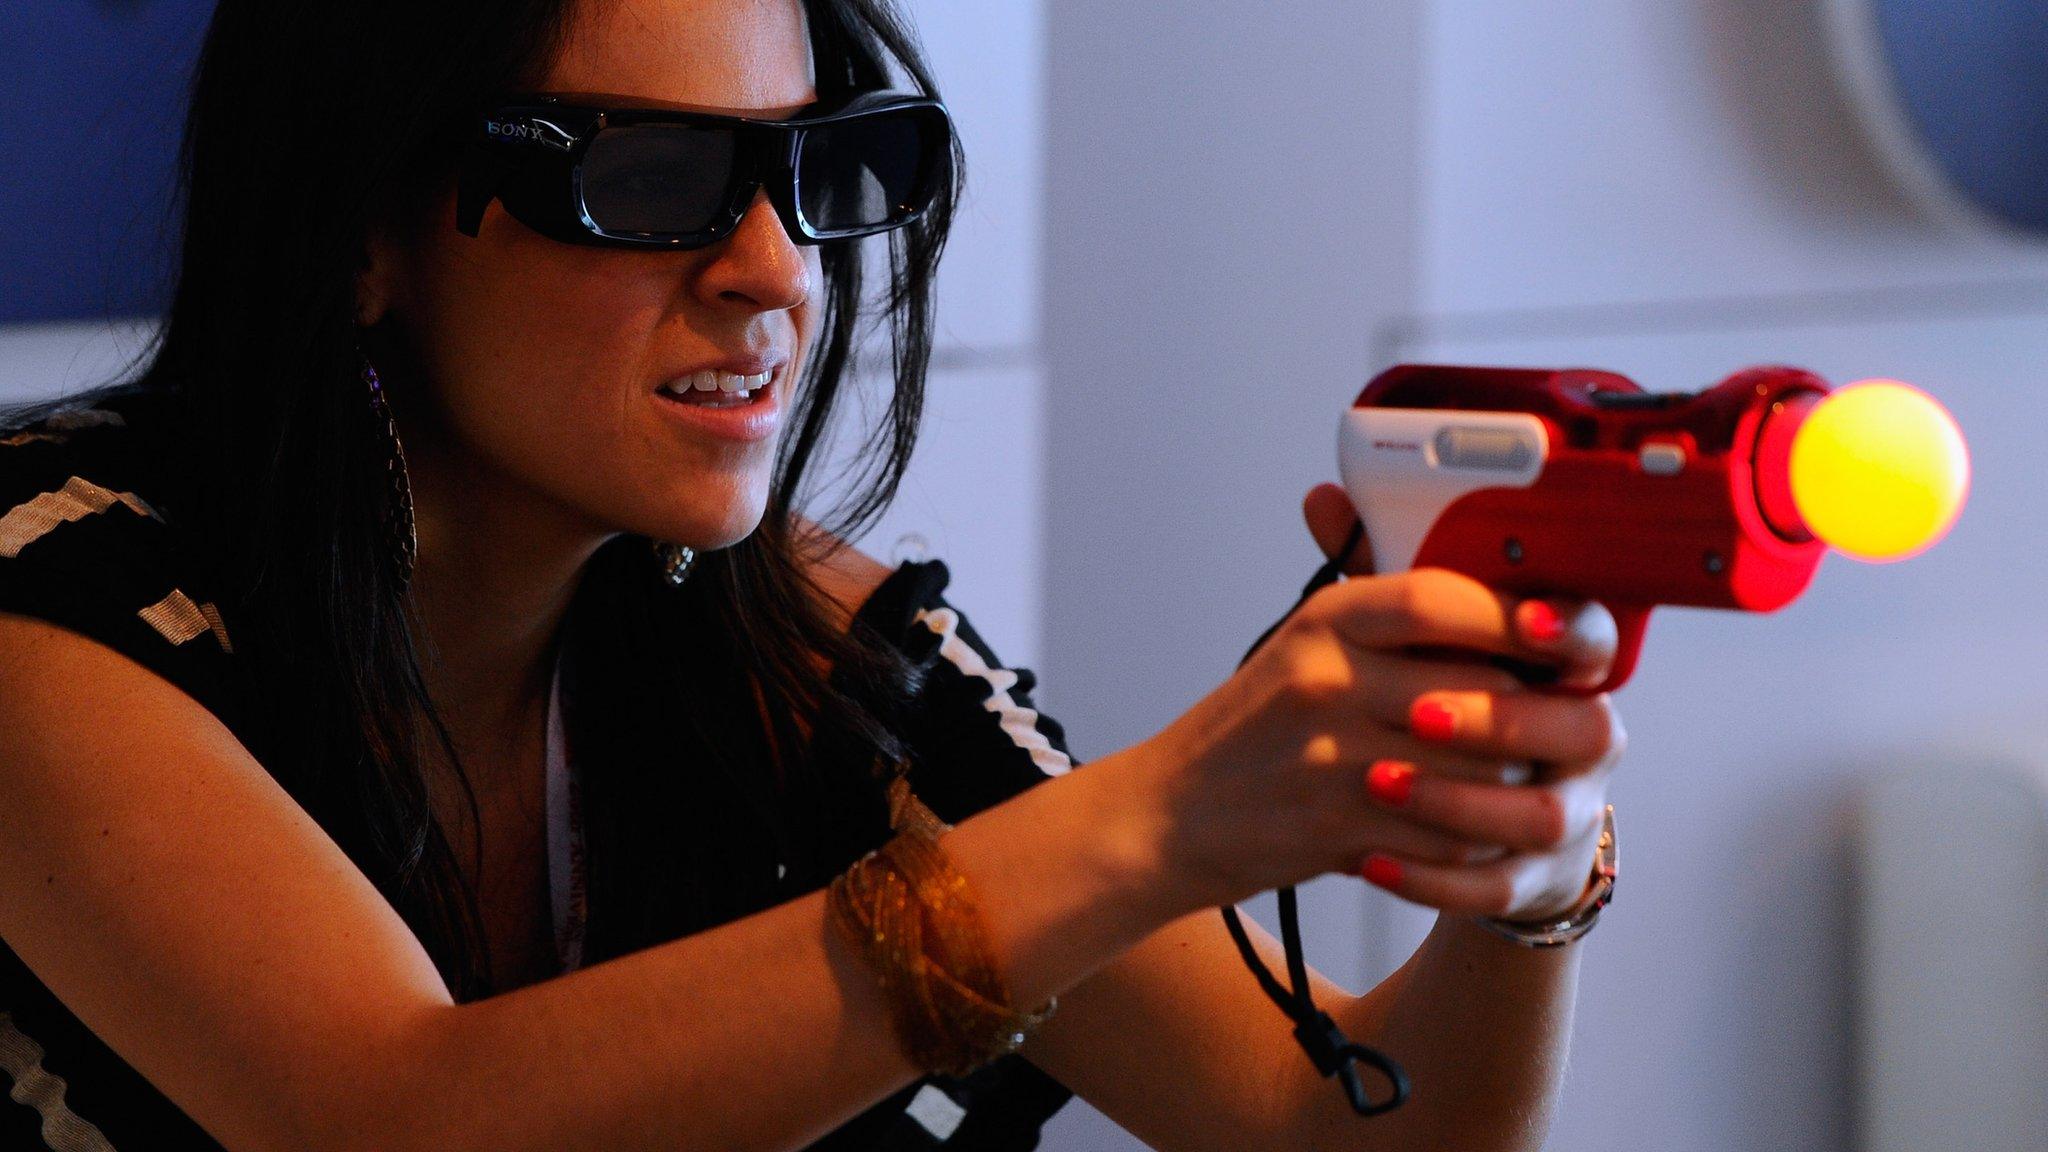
[[1434, 427, 1536, 471], [1638, 443, 1686, 476]]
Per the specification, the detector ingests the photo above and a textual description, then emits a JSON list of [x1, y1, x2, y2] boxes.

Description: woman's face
[[371, 0, 821, 555]]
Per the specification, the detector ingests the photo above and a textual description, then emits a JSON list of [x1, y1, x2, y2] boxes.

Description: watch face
[[1824, 0, 2048, 235]]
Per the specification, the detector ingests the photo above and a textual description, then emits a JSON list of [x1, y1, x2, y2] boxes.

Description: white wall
[[0, 319, 156, 406], [839, 0, 1048, 666], [1395, 309, 2048, 1152], [1041, 1, 2048, 1149], [1418, 0, 2048, 318], [901, 0, 1043, 356], [1395, 4, 2048, 1151], [1040, 2, 1422, 1147]]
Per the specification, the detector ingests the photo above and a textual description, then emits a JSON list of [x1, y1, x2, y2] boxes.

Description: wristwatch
[[1478, 805, 1617, 948]]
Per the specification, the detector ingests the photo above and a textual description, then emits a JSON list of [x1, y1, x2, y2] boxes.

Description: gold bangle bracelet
[[827, 773, 1056, 1077]]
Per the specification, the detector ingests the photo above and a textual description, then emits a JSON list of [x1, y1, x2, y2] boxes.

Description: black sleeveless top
[[0, 389, 1077, 1150]]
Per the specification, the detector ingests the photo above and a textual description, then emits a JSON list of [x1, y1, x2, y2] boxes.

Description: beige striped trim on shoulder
[[0, 431, 67, 449], [0, 408, 126, 449], [0, 476, 162, 560], [0, 1012, 118, 1152], [137, 589, 234, 655], [0, 475, 231, 655]]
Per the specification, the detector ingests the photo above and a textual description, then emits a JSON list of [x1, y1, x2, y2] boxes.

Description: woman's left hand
[[1302, 482, 1625, 923]]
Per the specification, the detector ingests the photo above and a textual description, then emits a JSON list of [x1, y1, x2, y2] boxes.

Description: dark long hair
[[2, 0, 962, 999]]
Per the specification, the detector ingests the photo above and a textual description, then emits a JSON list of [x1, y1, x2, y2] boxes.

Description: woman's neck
[[403, 448, 613, 785]]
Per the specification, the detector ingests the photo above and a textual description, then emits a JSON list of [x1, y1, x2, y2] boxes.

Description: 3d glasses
[[455, 89, 954, 249]]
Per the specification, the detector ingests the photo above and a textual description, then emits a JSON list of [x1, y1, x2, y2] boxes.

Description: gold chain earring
[[358, 349, 418, 592]]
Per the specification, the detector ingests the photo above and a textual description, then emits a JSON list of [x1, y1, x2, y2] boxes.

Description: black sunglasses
[[455, 89, 954, 249]]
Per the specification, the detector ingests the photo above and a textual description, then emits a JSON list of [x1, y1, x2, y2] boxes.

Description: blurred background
[[5, 2, 2046, 1149]]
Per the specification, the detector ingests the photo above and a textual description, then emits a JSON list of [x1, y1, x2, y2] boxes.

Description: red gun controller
[[1336, 363, 1956, 694]]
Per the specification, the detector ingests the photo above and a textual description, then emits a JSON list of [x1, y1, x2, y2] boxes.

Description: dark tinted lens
[[580, 125, 737, 235], [797, 113, 937, 234]]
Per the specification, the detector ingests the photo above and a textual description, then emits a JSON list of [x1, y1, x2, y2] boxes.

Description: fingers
[[1357, 852, 1540, 920], [1286, 732, 1539, 867], [1353, 657, 1524, 724], [1307, 569, 1618, 684], [1349, 753, 1613, 919], [1365, 732, 1533, 785], [1513, 598, 1620, 689], [1336, 657, 1623, 775], [1301, 734, 1561, 866], [1356, 829, 1601, 920], [1362, 759, 1608, 855], [1302, 482, 1374, 575], [1402, 686, 1625, 772], [1353, 818, 1509, 868]]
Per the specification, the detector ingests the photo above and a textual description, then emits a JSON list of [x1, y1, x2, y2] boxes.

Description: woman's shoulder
[[803, 529, 901, 628], [805, 534, 963, 662], [799, 528, 964, 655]]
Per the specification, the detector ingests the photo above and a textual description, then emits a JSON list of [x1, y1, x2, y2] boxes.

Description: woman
[[0, 1, 1624, 1149]]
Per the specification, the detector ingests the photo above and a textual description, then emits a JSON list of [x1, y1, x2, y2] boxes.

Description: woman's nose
[[695, 187, 812, 314]]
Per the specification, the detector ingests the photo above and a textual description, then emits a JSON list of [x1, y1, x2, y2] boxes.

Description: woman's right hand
[[1131, 564, 1624, 917]]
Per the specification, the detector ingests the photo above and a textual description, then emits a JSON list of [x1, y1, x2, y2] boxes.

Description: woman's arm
[[1018, 483, 1619, 1152], [1020, 693, 1611, 1152], [1342, 914, 1582, 1150], [1, 513, 1617, 1152], [1023, 892, 1583, 1152], [0, 610, 1177, 1152]]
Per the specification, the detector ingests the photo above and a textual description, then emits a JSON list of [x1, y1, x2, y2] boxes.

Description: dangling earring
[[359, 349, 419, 592], [651, 539, 696, 587]]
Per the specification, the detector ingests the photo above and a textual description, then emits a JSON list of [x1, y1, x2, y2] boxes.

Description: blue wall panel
[[0, 2, 216, 324], [1874, 0, 2048, 231]]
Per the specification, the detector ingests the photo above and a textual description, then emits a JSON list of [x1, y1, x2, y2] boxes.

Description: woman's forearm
[[1328, 914, 1582, 1152], [374, 751, 1175, 1152]]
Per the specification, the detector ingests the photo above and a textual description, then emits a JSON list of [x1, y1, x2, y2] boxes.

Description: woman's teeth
[[660, 369, 772, 405]]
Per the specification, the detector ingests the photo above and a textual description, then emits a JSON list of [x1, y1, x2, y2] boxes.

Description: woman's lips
[[651, 366, 782, 442]]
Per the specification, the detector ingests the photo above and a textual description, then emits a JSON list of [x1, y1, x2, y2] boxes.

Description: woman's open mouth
[[652, 365, 784, 442], [656, 368, 774, 408]]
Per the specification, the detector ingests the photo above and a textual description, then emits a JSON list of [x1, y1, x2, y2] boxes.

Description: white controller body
[[1336, 408, 1551, 573]]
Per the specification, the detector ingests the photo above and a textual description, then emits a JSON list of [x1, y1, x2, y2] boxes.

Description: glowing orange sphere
[[1788, 379, 1970, 563]]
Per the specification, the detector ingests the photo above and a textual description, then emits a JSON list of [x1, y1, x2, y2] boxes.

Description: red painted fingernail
[[1361, 855, 1404, 889], [1521, 600, 1566, 644], [1365, 760, 1415, 806], [1410, 699, 1457, 743]]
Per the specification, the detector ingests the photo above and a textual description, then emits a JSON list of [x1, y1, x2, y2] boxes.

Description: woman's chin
[[628, 466, 774, 552], [662, 500, 770, 553]]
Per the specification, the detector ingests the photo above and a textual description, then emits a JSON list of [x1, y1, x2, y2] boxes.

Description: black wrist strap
[[1218, 518, 1411, 1118]]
